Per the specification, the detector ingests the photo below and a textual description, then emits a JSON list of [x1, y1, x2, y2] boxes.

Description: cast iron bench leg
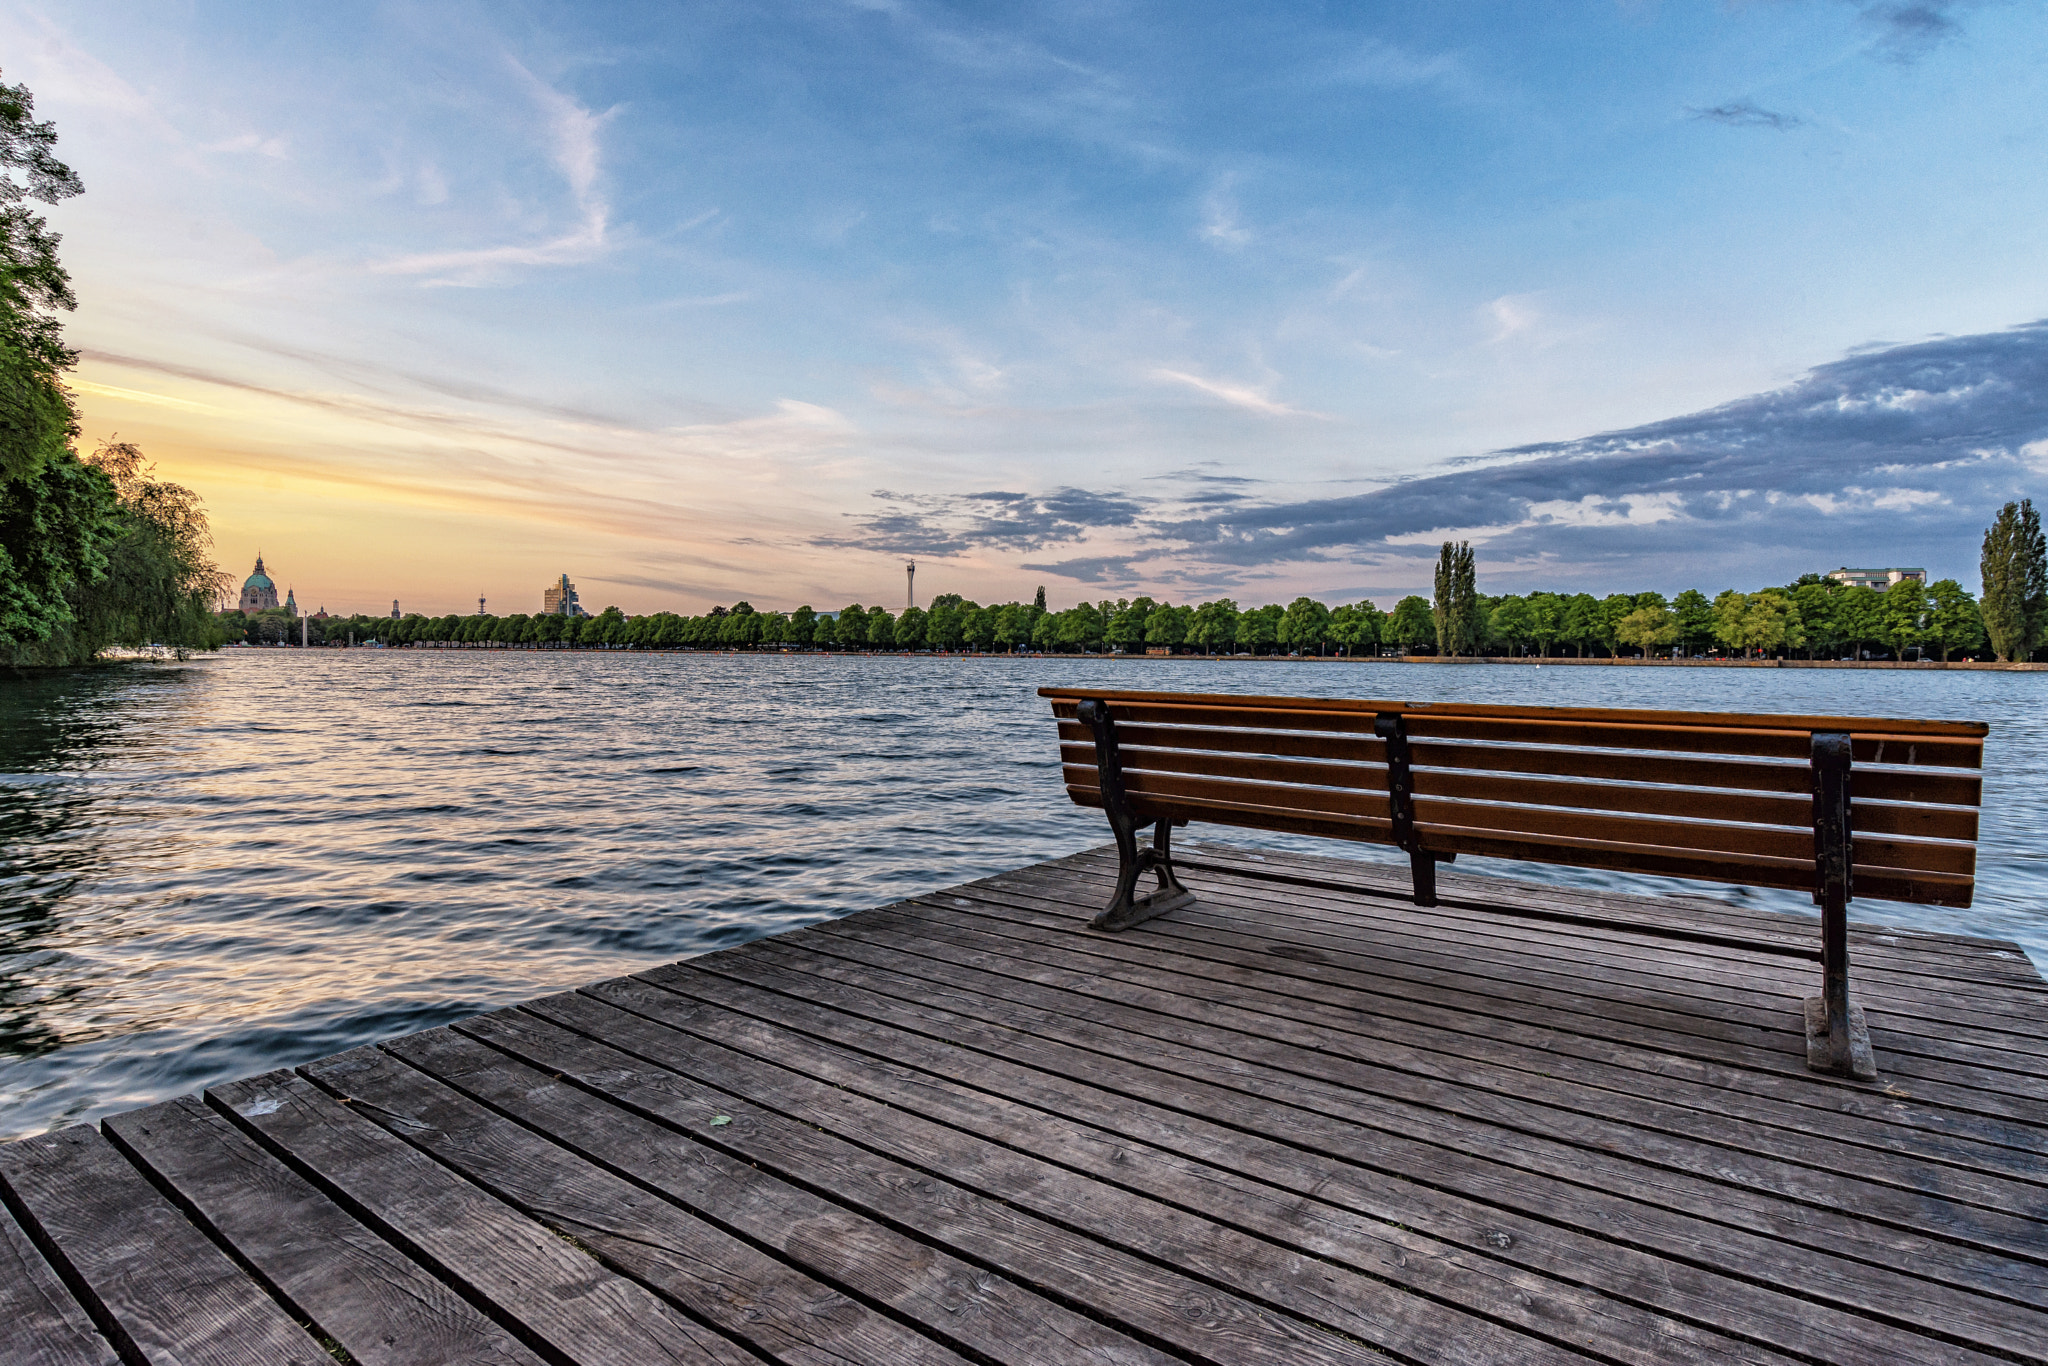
[[1806, 731, 1876, 1080], [1078, 700, 1196, 930]]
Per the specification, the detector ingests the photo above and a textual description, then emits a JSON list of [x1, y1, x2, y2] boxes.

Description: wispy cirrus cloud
[[371, 59, 618, 284], [1150, 367, 1322, 418], [1689, 99, 1803, 130]]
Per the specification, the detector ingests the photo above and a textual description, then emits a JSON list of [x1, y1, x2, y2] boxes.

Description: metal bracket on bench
[[1376, 712, 1452, 908], [1077, 699, 1195, 931], [1805, 731, 1876, 1080]]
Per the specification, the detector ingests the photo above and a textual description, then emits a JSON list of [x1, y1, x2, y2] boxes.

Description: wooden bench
[[1042, 687, 1988, 1080]]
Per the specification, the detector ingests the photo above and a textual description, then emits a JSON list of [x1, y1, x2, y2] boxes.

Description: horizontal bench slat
[[1064, 785, 1394, 843], [1059, 721, 1983, 807], [1041, 686, 1991, 740], [1058, 700, 1982, 767], [1060, 742, 1387, 792], [1062, 765, 1393, 821], [1416, 825, 1975, 909], [1065, 785, 1972, 905], [1065, 746, 1979, 843]]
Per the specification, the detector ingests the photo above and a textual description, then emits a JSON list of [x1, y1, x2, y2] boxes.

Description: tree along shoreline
[[211, 640, 2048, 670], [221, 560, 2047, 665]]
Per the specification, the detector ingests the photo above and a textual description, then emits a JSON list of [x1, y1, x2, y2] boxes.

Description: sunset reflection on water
[[3, 651, 2042, 1138]]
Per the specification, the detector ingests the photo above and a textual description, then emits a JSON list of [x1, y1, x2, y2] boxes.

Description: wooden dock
[[4, 842, 2044, 1365]]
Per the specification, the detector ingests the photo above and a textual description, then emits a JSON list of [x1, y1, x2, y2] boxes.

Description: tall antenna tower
[[906, 559, 916, 610]]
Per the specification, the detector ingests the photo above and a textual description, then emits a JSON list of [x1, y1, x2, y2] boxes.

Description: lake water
[[3, 651, 2043, 1140]]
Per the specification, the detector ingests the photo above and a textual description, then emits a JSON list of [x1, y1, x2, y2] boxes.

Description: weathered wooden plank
[[209, 1067, 754, 1366], [886, 896, 2048, 1184], [1051, 871, 2048, 1126], [103, 1095, 544, 1366], [299, 1039, 978, 1366], [817, 906, 2048, 1226], [1058, 850, 2048, 1059], [369, 1025, 1171, 1366], [446, 1008, 1404, 1366], [1007, 853, 2046, 1081], [1175, 839, 2027, 971], [602, 964, 2047, 1365], [913, 882, 2048, 1163], [1169, 842, 2042, 1003], [1040, 853, 2048, 1075], [0, 1195, 115, 1366], [713, 933, 2048, 1312], [0, 1124, 324, 1365], [494, 991, 1614, 1366]]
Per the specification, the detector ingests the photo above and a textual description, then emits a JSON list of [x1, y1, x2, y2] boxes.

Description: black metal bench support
[[1077, 700, 1195, 931], [1805, 731, 1876, 1080], [1377, 713, 1452, 907]]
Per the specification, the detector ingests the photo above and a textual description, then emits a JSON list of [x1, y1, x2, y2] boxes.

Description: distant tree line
[[217, 503, 2048, 664]]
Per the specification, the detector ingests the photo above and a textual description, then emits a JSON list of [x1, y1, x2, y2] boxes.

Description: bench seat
[[1042, 686, 1988, 1081]]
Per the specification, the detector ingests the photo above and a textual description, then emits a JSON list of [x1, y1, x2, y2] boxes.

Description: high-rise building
[[542, 574, 587, 617], [477, 594, 487, 615], [390, 600, 401, 619]]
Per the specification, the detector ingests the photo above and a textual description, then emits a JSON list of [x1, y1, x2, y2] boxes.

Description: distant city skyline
[[14, 1, 2047, 612]]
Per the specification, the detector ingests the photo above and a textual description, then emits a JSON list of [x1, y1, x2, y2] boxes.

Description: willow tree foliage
[[0, 73, 225, 666]]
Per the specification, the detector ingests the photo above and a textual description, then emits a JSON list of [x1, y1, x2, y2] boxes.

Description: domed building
[[238, 555, 281, 614]]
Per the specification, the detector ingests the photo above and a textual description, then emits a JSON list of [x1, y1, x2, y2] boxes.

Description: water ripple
[[1, 651, 2042, 1138]]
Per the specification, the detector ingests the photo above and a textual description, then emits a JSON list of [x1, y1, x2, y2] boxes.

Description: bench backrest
[[1042, 687, 1986, 908]]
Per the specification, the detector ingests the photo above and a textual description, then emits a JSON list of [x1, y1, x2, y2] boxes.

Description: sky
[[6, 0, 2047, 616]]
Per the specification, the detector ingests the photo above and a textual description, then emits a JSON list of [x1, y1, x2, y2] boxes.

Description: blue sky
[[9, 0, 2047, 613]]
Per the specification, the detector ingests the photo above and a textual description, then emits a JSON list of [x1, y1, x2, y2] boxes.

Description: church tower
[[238, 555, 280, 614]]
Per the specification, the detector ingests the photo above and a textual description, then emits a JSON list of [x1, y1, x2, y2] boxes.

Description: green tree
[[1052, 602, 1105, 652], [8, 441, 227, 665], [1790, 583, 1840, 659], [1431, 541, 1478, 656], [1524, 592, 1564, 656], [1714, 589, 1804, 657], [1835, 585, 1884, 659], [1188, 598, 1239, 654], [0, 73, 84, 489], [1033, 585, 1047, 611], [1980, 499, 2048, 661], [866, 605, 894, 646], [1388, 595, 1434, 653], [1560, 593, 1601, 657], [1924, 579, 1984, 661], [1144, 603, 1191, 651], [1277, 597, 1332, 656], [1487, 595, 1535, 656], [894, 605, 928, 649], [924, 594, 964, 651], [835, 603, 868, 649], [1597, 594, 1635, 656], [992, 601, 1028, 651], [1614, 605, 1676, 658], [1879, 578, 1930, 660], [790, 605, 816, 646], [1236, 604, 1282, 655], [1105, 596, 1156, 653]]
